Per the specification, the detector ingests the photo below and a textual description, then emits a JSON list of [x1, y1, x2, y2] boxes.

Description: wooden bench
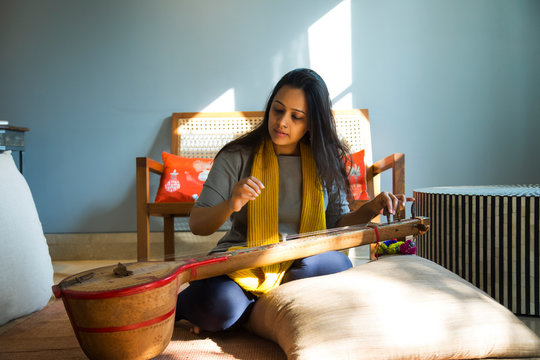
[[136, 110, 405, 261]]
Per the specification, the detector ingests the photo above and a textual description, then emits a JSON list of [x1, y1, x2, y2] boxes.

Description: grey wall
[[1, 0, 538, 234]]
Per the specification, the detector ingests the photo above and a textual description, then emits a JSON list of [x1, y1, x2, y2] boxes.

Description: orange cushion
[[155, 151, 213, 203], [345, 150, 369, 200]]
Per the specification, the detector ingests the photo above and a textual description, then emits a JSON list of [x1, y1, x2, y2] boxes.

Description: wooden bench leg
[[164, 216, 175, 261], [137, 208, 150, 262], [136, 157, 152, 261]]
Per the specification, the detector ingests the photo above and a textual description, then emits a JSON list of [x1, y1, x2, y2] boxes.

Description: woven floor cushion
[[248, 255, 540, 360]]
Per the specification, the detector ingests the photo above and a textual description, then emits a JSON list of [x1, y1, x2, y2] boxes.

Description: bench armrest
[[137, 156, 164, 176], [368, 152, 405, 197], [136, 156, 163, 208]]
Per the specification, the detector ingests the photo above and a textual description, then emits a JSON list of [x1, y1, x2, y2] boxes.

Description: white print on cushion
[[198, 169, 210, 182], [193, 160, 212, 173], [193, 159, 212, 183], [349, 163, 362, 177], [165, 169, 181, 192], [191, 160, 212, 199]]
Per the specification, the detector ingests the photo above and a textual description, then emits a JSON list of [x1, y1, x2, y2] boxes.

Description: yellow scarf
[[227, 137, 326, 296]]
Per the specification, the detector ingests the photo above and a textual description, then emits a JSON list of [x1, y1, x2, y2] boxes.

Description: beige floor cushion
[[0, 151, 53, 325], [249, 255, 540, 360]]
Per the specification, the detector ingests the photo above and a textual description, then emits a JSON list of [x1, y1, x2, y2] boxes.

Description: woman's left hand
[[338, 192, 413, 227], [372, 192, 409, 216]]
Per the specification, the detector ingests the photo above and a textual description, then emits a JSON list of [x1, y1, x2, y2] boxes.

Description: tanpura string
[[166, 220, 414, 262], [283, 223, 368, 241], [162, 248, 220, 262], [161, 225, 365, 262]]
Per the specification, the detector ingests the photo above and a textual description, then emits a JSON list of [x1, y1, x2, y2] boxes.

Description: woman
[[176, 68, 406, 333]]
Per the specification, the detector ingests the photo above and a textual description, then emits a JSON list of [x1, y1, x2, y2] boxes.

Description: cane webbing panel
[[334, 110, 372, 165], [171, 110, 372, 164], [173, 112, 263, 159], [414, 185, 540, 316]]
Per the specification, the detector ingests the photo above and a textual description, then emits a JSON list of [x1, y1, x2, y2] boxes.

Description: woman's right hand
[[228, 176, 265, 212]]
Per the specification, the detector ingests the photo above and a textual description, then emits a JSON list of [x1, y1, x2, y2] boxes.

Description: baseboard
[[45, 232, 225, 261]]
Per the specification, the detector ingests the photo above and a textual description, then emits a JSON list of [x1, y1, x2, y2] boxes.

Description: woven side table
[[413, 185, 540, 316]]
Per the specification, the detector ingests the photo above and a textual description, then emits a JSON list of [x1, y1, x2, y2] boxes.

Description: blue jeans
[[175, 251, 352, 332]]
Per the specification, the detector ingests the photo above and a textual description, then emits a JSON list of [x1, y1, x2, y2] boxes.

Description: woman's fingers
[[381, 193, 414, 214], [245, 176, 264, 198], [378, 192, 393, 215], [248, 176, 265, 191], [241, 176, 264, 199], [390, 193, 399, 214], [379, 192, 396, 214], [230, 176, 265, 211]]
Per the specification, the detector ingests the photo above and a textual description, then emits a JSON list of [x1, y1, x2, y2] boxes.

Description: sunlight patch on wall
[[308, 0, 352, 109], [200, 88, 235, 112], [334, 92, 353, 110]]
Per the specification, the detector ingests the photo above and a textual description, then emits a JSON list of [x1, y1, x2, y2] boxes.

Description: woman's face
[[268, 85, 309, 155]]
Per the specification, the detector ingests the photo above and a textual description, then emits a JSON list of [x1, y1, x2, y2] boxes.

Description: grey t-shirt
[[194, 145, 350, 253]]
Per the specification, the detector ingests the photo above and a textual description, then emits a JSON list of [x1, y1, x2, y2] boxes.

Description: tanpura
[[53, 216, 429, 360]]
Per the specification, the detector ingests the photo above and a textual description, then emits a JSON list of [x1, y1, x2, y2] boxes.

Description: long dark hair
[[220, 68, 351, 197]]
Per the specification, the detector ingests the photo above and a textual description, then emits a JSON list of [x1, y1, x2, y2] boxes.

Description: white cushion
[[0, 151, 53, 325], [249, 255, 540, 360]]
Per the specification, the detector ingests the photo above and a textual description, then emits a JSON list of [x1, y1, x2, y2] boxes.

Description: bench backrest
[[171, 109, 373, 165]]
